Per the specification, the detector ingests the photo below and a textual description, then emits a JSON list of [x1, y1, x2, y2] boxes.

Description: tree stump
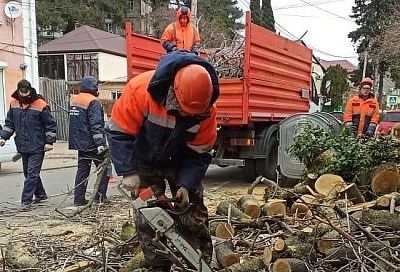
[[272, 258, 308, 272], [261, 199, 286, 217], [237, 194, 261, 218], [370, 163, 400, 194], [214, 239, 240, 268], [315, 174, 346, 197]]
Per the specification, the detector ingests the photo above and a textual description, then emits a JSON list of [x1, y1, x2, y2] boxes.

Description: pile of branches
[[206, 34, 244, 79]]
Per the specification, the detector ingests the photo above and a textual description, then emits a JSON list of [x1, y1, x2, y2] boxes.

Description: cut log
[[293, 183, 310, 195], [361, 209, 400, 230], [209, 222, 235, 239], [339, 183, 365, 204], [316, 231, 340, 254], [228, 257, 264, 272], [237, 194, 261, 219], [315, 174, 346, 197], [263, 246, 273, 265], [272, 258, 308, 272], [261, 199, 286, 217], [120, 222, 136, 241], [347, 201, 377, 212], [214, 239, 240, 268], [274, 238, 286, 252], [334, 199, 353, 210], [370, 163, 400, 194], [216, 200, 251, 221], [290, 202, 312, 219], [303, 173, 318, 187], [377, 192, 400, 208], [119, 251, 145, 272]]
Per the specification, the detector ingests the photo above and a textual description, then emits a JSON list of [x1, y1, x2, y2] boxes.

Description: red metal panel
[[125, 22, 164, 79], [216, 79, 244, 125], [244, 13, 312, 122]]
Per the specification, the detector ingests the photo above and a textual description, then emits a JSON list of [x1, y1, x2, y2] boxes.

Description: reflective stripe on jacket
[[69, 92, 106, 151], [1, 97, 56, 153], [343, 95, 379, 134], [106, 70, 218, 192]]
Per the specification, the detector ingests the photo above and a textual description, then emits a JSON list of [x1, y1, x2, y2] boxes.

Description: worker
[[343, 77, 379, 137], [161, 6, 201, 55], [106, 51, 219, 271], [69, 76, 109, 206], [0, 79, 57, 207]]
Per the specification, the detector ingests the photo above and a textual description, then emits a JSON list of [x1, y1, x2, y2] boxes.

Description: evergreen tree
[[250, 0, 275, 32], [36, 0, 127, 44], [321, 65, 349, 111]]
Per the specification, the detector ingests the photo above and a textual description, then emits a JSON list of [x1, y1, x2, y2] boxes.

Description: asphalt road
[[0, 164, 247, 207]]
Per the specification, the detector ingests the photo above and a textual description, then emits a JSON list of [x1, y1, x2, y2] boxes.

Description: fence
[[39, 78, 70, 141]]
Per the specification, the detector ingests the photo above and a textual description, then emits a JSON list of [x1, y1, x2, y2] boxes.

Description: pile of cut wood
[[209, 169, 400, 272]]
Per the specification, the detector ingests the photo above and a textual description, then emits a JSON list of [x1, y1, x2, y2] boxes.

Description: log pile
[[209, 171, 400, 271]]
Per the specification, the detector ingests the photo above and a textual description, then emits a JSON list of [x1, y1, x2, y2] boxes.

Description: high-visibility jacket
[[343, 94, 379, 135], [69, 92, 106, 151], [106, 52, 219, 192], [161, 8, 200, 52], [0, 90, 56, 153]]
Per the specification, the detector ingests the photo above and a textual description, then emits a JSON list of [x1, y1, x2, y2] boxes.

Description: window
[[66, 53, 98, 81], [110, 90, 122, 100], [128, 0, 134, 11], [38, 55, 65, 80]]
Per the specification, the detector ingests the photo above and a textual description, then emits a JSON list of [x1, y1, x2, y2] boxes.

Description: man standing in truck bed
[[161, 6, 201, 55], [106, 51, 219, 271]]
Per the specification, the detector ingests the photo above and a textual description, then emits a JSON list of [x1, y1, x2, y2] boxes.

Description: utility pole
[[362, 50, 368, 78]]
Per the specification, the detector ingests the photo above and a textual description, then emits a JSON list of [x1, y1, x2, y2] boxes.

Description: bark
[[227, 257, 265, 272], [361, 209, 400, 230], [119, 251, 145, 272], [217, 200, 251, 221]]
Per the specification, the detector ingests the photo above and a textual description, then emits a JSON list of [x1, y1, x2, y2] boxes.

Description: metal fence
[[39, 77, 70, 141]]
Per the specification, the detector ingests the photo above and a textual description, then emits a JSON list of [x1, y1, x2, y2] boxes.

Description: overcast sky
[[237, 0, 359, 65]]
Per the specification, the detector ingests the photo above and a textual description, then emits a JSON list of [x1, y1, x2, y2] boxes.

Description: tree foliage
[[289, 126, 400, 181], [321, 65, 349, 110], [36, 0, 127, 43], [250, 0, 275, 32]]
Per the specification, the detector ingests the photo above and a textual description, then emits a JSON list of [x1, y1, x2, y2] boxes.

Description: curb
[[1, 164, 77, 176]]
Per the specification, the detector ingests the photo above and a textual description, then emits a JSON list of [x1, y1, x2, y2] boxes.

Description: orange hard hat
[[174, 64, 213, 115], [359, 77, 373, 89]]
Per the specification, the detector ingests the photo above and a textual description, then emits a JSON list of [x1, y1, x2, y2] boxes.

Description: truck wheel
[[257, 135, 278, 180], [243, 159, 257, 182]]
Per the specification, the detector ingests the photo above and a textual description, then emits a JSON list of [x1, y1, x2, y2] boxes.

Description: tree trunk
[[217, 200, 251, 221], [214, 239, 240, 268], [237, 194, 261, 218], [272, 258, 308, 272]]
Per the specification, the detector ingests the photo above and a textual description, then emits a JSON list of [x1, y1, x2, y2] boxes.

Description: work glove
[[44, 144, 53, 152], [191, 45, 200, 55], [122, 174, 141, 199], [175, 187, 190, 210], [171, 46, 178, 52], [365, 130, 374, 137], [97, 145, 107, 155], [0, 139, 5, 147]]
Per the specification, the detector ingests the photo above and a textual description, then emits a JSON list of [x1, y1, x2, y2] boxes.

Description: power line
[[297, 0, 354, 22], [274, 0, 346, 10]]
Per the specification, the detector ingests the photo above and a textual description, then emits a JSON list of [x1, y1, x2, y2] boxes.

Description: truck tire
[[243, 159, 257, 182], [257, 135, 278, 180]]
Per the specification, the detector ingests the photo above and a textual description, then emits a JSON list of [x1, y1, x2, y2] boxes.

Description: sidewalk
[[0, 142, 78, 175]]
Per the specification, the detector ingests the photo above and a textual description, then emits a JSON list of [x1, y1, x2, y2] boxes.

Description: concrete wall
[[0, 1, 25, 112], [98, 52, 127, 83]]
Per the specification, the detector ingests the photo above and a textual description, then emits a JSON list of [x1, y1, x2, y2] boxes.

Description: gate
[[39, 78, 69, 141]]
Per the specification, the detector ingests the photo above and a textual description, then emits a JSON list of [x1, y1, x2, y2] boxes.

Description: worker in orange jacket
[[343, 77, 379, 137], [161, 6, 201, 55], [106, 51, 219, 271]]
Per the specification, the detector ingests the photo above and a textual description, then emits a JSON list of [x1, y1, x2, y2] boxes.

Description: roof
[[38, 25, 126, 57], [320, 59, 357, 73]]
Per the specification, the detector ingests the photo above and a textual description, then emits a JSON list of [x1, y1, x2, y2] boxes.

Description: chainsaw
[[117, 182, 213, 272]]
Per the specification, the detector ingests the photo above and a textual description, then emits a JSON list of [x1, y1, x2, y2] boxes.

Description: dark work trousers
[[21, 152, 46, 204], [74, 150, 109, 204], [136, 168, 213, 271]]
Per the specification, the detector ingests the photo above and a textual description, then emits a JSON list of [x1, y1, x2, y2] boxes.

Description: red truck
[[125, 12, 314, 181]]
